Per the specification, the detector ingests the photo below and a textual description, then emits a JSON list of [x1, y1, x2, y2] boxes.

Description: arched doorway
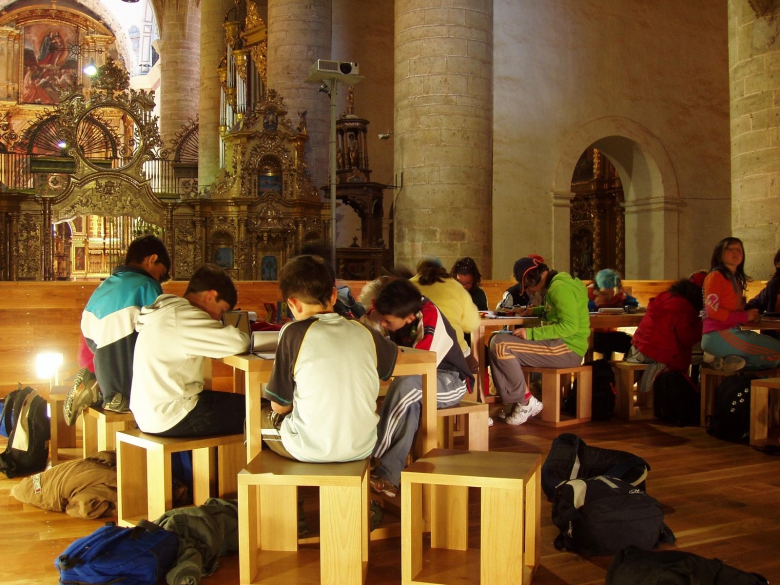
[[553, 116, 681, 279]]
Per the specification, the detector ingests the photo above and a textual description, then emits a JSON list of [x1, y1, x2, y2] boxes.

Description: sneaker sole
[[63, 381, 100, 426]]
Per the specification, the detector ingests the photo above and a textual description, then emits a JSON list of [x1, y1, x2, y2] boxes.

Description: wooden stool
[[612, 362, 654, 420], [44, 386, 78, 466], [700, 367, 780, 426], [116, 429, 245, 527], [401, 448, 540, 585], [523, 365, 592, 426], [436, 400, 489, 451], [238, 452, 369, 585], [82, 406, 137, 458], [750, 377, 780, 445]]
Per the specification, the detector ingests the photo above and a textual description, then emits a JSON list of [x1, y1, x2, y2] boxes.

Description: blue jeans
[[152, 390, 245, 437]]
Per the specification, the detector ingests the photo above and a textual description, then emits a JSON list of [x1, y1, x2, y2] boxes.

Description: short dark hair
[[451, 257, 482, 287], [278, 255, 334, 307], [125, 235, 170, 273], [669, 278, 704, 312], [374, 278, 422, 318], [184, 263, 238, 309]]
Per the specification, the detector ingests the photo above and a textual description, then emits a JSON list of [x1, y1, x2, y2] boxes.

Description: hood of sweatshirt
[[135, 294, 190, 332]]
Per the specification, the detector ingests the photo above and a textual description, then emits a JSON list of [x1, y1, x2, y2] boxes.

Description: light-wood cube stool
[[116, 429, 245, 527], [401, 449, 541, 585], [750, 377, 780, 445], [436, 400, 489, 451], [523, 365, 592, 426], [82, 406, 137, 458], [612, 362, 654, 420], [238, 452, 369, 585]]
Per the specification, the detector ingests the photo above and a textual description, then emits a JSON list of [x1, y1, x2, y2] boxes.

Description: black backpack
[[0, 384, 50, 478], [564, 359, 616, 421], [552, 475, 675, 556], [541, 433, 649, 500], [606, 546, 769, 585], [653, 371, 700, 427], [706, 374, 757, 442]]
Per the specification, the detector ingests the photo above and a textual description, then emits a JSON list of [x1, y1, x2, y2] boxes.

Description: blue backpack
[[56, 521, 179, 585]]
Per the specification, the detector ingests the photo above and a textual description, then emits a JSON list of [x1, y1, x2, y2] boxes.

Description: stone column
[[199, 0, 234, 190], [729, 0, 780, 274], [267, 0, 331, 192], [394, 0, 493, 275], [157, 0, 201, 150]]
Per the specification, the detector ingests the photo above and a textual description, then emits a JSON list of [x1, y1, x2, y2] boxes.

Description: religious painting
[[22, 23, 79, 105], [261, 255, 277, 280], [74, 246, 85, 271], [214, 247, 234, 269], [257, 174, 282, 196]]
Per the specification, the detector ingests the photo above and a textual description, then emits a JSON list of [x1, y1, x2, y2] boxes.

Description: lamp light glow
[[36, 352, 63, 380], [83, 60, 97, 76]]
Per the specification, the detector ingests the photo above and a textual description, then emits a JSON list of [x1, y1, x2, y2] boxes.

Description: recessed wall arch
[[552, 116, 682, 279]]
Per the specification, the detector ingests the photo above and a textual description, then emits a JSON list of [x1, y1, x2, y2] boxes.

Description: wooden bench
[[82, 406, 137, 458], [612, 362, 654, 420], [522, 365, 592, 426], [699, 367, 780, 427], [401, 449, 541, 585], [238, 451, 369, 585], [116, 429, 245, 527], [436, 400, 489, 451]]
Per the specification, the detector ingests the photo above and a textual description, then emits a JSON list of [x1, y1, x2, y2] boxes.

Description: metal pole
[[329, 79, 338, 272]]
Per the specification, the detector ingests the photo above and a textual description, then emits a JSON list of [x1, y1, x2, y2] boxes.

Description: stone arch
[[552, 116, 681, 279]]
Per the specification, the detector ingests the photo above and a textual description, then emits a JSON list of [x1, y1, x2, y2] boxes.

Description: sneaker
[[703, 352, 716, 364], [506, 395, 543, 426], [103, 393, 131, 413], [369, 475, 398, 498], [496, 403, 516, 420], [488, 416, 494, 427], [711, 355, 746, 372], [63, 368, 101, 426]]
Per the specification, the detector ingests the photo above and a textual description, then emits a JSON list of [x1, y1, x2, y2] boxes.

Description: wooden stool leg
[[259, 485, 298, 551], [321, 484, 364, 585], [117, 439, 148, 525], [700, 373, 711, 428], [146, 446, 171, 521], [82, 411, 98, 458], [401, 481, 424, 583], [238, 481, 259, 584], [751, 384, 770, 445], [431, 484, 468, 551], [481, 485, 525, 585], [540, 372, 561, 423], [466, 409, 489, 451], [525, 464, 541, 573], [218, 442, 244, 498], [192, 447, 214, 505], [615, 367, 633, 419], [576, 369, 592, 421]]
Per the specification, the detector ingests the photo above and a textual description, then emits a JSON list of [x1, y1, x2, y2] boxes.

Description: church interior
[[2, 0, 780, 583]]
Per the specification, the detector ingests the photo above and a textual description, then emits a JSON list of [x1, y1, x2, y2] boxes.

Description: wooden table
[[741, 317, 780, 331], [221, 347, 438, 462], [471, 312, 644, 403]]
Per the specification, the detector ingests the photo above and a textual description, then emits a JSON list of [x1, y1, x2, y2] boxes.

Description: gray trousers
[[489, 334, 582, 405], [372, 370, 466, 488]]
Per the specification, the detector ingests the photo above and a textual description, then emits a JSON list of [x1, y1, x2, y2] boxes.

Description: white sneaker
[[506, 396, 543, 425], [496, 403, 516, 419], [711, 355, 746, 372], [488, 416, 494, 427], [703, 352, 716, 364]]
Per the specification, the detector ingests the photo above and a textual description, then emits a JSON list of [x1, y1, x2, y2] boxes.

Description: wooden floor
[[3, 413, 780, 585]]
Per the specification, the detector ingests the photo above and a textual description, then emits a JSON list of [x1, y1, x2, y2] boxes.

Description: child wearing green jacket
[[489, 256, 590, 425]]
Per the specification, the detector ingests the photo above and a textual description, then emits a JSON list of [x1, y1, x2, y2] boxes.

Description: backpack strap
[[657, 523, 676, 545], [604, 455, 649, 485]]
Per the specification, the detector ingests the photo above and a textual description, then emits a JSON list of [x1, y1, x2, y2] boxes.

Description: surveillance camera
[[378, 133, 392, 140]]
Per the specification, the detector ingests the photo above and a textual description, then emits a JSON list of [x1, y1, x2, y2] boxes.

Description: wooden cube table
[[401, 449, 541, 585], [238, 452, 369, 585], [750, 377, 780, 445], [116, 429, 245, 526], [45, 386, 78, 466], [436, 400, 489, 452], [523, 365, 592, 426], [612, 362, 654, 420]]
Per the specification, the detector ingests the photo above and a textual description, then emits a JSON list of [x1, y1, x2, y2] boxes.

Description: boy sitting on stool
[[261, 255, 398, 462], [369, 278, 474, 497]]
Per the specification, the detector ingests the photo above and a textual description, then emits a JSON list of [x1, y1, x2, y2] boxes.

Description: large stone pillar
[[199, 0, 234, 190], [729, 0, 780, 274], [157, 0, 201, 149], [267, 0, 331, 192], [394, 0, 493, 275]]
